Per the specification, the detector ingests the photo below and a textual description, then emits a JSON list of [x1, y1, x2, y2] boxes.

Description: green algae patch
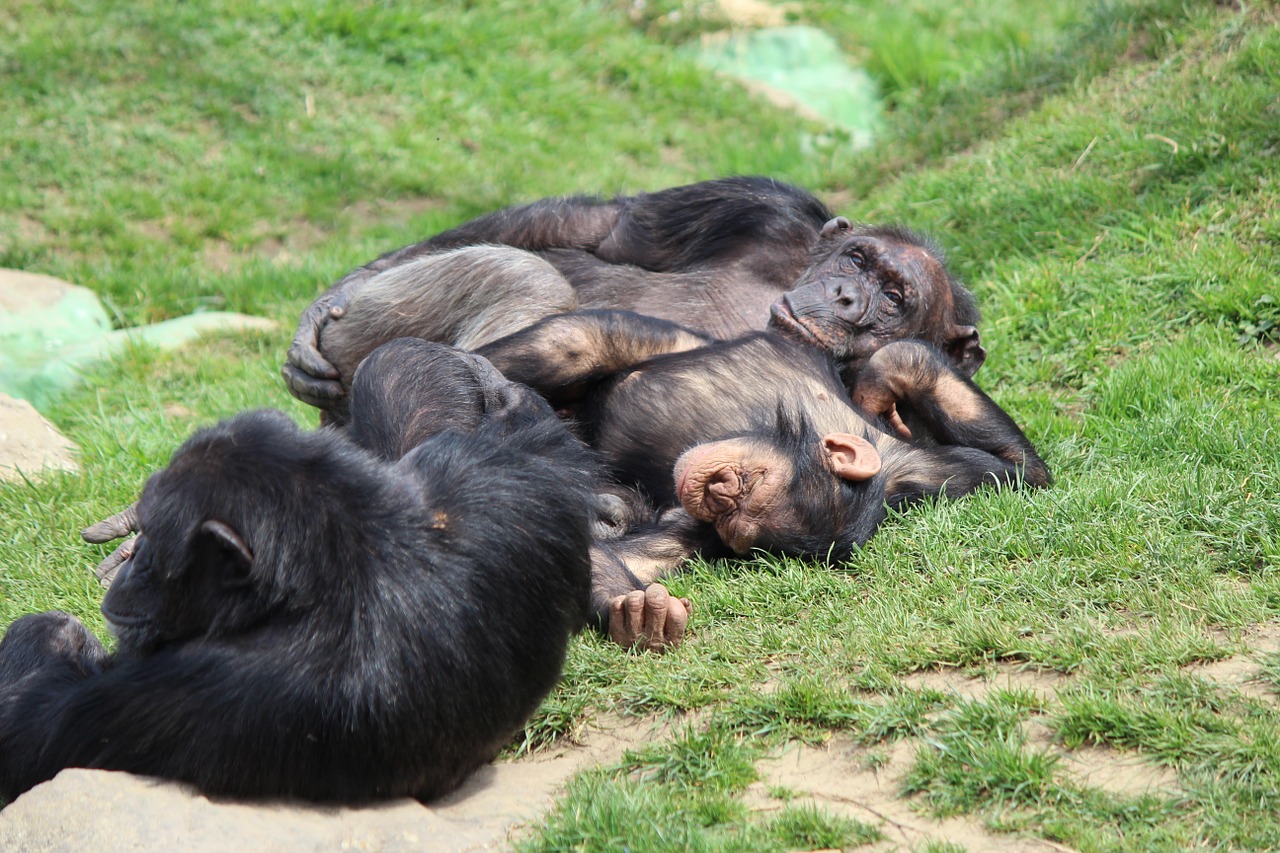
[[688, 26, 881, 147]]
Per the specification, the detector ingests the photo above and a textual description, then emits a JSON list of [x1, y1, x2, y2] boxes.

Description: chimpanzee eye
[[883, 290, 904, 306], [841, 251, 865, 270]]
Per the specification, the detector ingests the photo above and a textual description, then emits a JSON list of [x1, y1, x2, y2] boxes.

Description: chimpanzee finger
[[658, 593, 691, 647], [883, 403, 913, 440], [284, 335, 340, 382], [82, 504, 139, 544], [94, 536, 136, 587], [284, 287, 353, 383], [641, 584, 671, 647], [608, 590, 647, 648]]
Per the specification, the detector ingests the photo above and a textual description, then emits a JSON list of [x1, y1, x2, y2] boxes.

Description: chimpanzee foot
[[607, 584, 692, 651]]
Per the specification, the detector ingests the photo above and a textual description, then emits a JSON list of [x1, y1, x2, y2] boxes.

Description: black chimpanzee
[[282, 177, 984, 418], [0, 339, 595, 804], [474, 311, 1051, 651]]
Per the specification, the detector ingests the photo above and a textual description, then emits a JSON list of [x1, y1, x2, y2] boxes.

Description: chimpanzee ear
[[820, 216, 852, 240], [197, 519, 254, 587], [945, 326, 986, 378], [822, 433, 882, 481]]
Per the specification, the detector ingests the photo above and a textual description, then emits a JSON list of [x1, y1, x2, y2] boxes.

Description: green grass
[[4, 0, 1280, 848]]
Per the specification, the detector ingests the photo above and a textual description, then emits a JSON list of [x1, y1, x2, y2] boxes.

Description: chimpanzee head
[[769, 218, 985, 377], [671, 410, 888, 560], [100, 411, 377, 657]]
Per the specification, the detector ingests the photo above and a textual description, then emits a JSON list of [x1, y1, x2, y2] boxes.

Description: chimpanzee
[[0, 339, 595, 804], [475, 311, 1051, 651], [282, 177, 985, 418]]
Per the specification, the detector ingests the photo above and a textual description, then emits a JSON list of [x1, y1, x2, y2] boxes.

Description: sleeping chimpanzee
[[474, 311, 1051, 651], [282, 177, 985, 419], [0, 339, 595, 804]]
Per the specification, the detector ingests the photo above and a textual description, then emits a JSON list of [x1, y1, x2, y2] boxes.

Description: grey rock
[[0, 714, 671, 851], [0, 268, 277, 408], [0, 393, 78, 483], [0, 755, 593, 852]]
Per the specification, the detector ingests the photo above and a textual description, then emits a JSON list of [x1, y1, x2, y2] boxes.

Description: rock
[[687, 26, 881, 148], [0, 769, 508, 853], [0, 751, 606, 852], [0, 268, 278, 408], [0, 713, 679, 850], [0, 393, 78, 483]]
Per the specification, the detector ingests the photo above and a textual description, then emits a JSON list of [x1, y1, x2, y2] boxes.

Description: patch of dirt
[[439, 712, 679, 842], [743, 737, 1067, 852], [3, 215, 51, 251], [900, 662, 1067, 704], [1057, 745, 1179, 797], [1022, 719, 1180, 799], [343, 196, 446, 232], [202, 239, 238, 274], [1186, 621, 1280, 702], [135, 196, 446, 274]]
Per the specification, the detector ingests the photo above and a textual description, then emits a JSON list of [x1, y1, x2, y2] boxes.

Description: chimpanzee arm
[[851, 341, 1051, 496], [477, 310, 713, 407], [589, 509, 718, 652]]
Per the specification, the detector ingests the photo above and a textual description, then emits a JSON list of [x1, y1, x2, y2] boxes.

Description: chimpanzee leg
[[306, 246, 579, 422]]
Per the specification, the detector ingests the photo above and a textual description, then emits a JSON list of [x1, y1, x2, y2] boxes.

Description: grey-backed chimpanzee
[[282, 177, 984, 419], [474, 310, 1051, 651], [0, 339, 595, 804]]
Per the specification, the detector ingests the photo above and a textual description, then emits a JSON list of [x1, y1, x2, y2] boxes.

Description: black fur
[[0, 340, 594, 804]]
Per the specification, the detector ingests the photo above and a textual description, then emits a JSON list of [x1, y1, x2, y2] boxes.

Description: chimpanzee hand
[[849, 341, 943, 440], [608, 584, 692, 652], [81, 503, 139, 587], [282, 282, 356, 408]]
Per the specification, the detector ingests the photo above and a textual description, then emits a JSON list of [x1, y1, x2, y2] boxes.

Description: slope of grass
[[3, 0, 1279, 848]]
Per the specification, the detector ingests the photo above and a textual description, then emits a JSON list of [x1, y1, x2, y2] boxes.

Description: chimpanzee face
[[768, 219, 984, 376], [100, 467, 262, 659], [671, 418, 881, 557]]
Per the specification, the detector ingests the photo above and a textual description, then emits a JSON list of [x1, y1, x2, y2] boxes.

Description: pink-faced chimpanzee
[[473, 311, 1051, 651], [281, 177, 985, 420], [0, 340, 596, 804]]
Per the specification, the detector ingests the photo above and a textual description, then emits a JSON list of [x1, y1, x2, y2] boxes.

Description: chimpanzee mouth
[[768, 299, 819, 344], [100, 607, 149, 628]]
